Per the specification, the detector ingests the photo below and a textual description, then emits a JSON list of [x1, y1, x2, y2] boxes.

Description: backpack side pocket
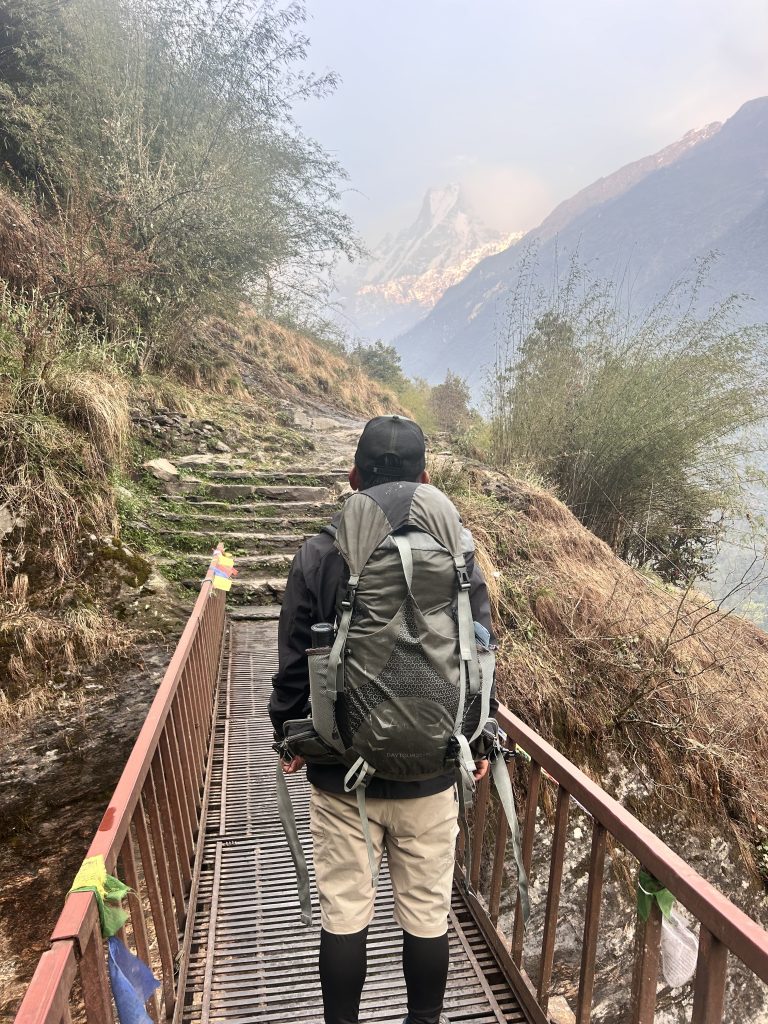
[[308, 648, 344, 753]]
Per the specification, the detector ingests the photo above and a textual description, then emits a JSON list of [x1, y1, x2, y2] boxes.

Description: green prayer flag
[[69, 855, 131, 938], [637, 867, 675, 921]]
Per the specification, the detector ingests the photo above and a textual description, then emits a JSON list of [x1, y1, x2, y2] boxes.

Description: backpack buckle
[[456, 567, 471, 591], [341, 576, 359, 611]]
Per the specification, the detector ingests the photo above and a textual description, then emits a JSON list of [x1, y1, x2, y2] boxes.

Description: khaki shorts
[[309, 785, 459, 938]]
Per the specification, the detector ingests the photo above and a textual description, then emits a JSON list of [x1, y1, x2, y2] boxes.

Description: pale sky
[[296, 0, 768, 244]]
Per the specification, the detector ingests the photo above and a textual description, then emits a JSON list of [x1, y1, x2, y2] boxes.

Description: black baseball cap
[[354, 415, 426, 482]]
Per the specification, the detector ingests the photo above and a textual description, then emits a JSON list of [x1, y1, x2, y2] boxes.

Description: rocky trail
[[0, 398, 364, 1020], [145, 402, 364, 609]]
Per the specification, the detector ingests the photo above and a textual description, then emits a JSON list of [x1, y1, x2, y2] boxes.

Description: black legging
[[319, 927, 449, 1024]]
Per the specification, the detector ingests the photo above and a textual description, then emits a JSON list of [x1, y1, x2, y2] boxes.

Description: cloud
[[455, 162, 555, 234]]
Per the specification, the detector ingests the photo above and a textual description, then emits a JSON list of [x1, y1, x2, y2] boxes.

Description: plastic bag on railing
[[660, 910, 698, 988], [108, 937, 160, 1024]]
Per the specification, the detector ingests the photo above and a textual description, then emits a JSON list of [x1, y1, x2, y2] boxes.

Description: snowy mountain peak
[[337, 183, 518, 342], [425, 183, 463, 221], [363, 183, 498, 287]]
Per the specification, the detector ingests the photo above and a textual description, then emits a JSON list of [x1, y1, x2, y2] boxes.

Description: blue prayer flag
[[107, 937, 160, 1024]]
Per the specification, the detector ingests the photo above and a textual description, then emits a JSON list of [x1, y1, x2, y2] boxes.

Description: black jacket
[[269, 511, 497, 798]]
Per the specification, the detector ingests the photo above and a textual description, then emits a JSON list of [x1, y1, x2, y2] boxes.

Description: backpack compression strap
[[344, 758, 379, 889], [326, 572, 360, 699], [454, 556, 481, 698]]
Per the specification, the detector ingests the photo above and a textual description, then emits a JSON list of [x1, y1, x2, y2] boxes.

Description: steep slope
[[0, 322, 402, 1015], [534, 121, 721, 243], [398, 99, 768, 387], [338, 184, 517, 341]]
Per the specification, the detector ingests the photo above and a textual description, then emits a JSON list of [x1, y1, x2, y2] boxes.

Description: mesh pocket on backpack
[[308, 649, 340, 750]]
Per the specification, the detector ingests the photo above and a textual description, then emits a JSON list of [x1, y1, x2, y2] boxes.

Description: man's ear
[[349, 465, 362, 491], [420, 469, 431, 484]]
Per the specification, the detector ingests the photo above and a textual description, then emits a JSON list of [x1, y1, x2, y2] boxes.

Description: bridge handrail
[[500, 707, 768, 978], [463, 703, 768, 1024], [14, 545, 228, 1024], [14, 583, 768, 1024]]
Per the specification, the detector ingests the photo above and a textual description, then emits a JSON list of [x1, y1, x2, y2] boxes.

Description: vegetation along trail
[[2, 0, 768, 1020]]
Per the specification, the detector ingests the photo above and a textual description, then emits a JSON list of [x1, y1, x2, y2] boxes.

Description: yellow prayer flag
[[212, 575, 233, 591], [71, 854, 108, 899], [217, 554, 234, 569]]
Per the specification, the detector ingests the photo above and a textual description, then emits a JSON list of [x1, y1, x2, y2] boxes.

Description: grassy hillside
[[0, 185, 401, 720], [433, 459, 768, 877]]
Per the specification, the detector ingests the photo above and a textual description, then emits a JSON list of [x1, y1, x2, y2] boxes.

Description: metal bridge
[[13, 551, 768, 1024]]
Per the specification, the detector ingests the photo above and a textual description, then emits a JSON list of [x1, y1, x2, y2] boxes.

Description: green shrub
[[489, 261, 768, 581], [0, 0, 359, 366]]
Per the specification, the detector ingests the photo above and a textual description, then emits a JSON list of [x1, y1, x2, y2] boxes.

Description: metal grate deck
[[180, 618, 530, 1024]]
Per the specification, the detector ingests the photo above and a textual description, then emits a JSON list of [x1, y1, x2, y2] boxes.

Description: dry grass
[[0, 312, 134, 701], [0, 411, 115, 578], [455, 467, 768, 860], [14, 362, 130, 466], [147, 317, 248, 394], [0, 582, 133, 701], [236, 314, 408, 416], [132, 373, 209, 416], [0, 192, 58, 295]]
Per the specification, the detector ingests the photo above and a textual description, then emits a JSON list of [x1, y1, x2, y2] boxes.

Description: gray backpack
[[311, 480, 494, 786], [276, 481, 528, 925]]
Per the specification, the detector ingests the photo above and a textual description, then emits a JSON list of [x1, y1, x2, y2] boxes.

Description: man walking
[[269, 415, 495, 1024]]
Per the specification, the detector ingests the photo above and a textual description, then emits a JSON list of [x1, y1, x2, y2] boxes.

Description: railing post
[[120, 827, 160, 1024], [158, 729, 192, 892], [691, 927, 728, 1024], [168, 705, 196, 843], [538, 785, 570, 1010], [134, 797, 176, 1017], [80, 928, 112, 1024], [575, 822, 607, 1024], [630, 898, 662, 1024], [511, 762, 541, 964]]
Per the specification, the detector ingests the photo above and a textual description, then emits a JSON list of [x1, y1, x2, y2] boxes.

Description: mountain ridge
[[396, 98, 768, 388]]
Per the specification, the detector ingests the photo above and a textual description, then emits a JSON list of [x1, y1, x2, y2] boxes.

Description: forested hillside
[[0, 0, 382, 708]]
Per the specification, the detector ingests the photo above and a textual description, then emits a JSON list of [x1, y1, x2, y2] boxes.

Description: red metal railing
[[462, 705, 768, 1024], [16, 552, 768, 1024], [14, 546, 227, 1024]]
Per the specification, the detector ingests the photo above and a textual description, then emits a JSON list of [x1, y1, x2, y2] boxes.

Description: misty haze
[[2, 4, 768, 1024]]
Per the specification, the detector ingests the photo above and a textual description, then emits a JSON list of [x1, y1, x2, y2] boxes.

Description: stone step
[[180, 575, 287, 604], [152, 512, 327, 531], [173, 454, 247, 470], [163, 552, 293, 571], [160, 496, 338, 515], [162, 496, 337, 512], [153, 528, 307, 551], [180, 481, 332, 502], [199, 469, 347, 485]]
